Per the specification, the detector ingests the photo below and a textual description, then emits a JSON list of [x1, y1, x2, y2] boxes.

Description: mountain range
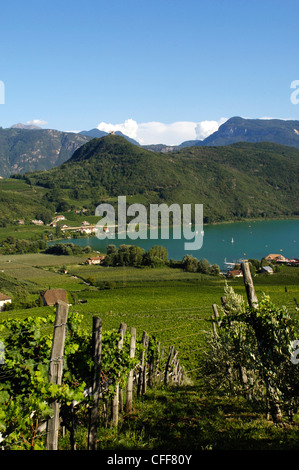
[[8, 134, 296, 226], [193, 116, 299, 148], [0, 117, 299, 177]]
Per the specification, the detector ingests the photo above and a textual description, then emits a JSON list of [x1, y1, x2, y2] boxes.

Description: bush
[[201, 284, 299, 423]]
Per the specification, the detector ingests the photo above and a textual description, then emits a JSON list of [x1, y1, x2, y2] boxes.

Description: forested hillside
[[20, 135, 299, 224]]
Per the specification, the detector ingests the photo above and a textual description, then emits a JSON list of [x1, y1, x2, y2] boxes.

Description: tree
[[107, 244, 118, 255], [209, 264, 220, 276], [128, 245, 145, 266], [35, 208, 53, 225], [198, 258, 210, 274], [182, 255, 199, 272], [143, 245, 168, 267]]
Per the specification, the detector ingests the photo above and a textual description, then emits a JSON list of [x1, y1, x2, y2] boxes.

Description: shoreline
[[56, 215, 299, 242]]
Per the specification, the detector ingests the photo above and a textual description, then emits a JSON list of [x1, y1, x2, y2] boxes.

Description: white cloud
[[26, 119, 48, 126], [97, 118, 227, 146], [97, 118, 139, 140], [195, 118, 227, 140]]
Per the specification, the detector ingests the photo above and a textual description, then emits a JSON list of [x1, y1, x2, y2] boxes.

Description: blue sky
[[0, 0, 298, 144]]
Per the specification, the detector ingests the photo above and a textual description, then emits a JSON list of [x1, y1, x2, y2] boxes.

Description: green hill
[[19, 135, 299, 224], [0, 178, 52, 223]]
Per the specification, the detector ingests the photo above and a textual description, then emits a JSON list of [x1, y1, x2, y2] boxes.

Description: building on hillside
[[77, 226, 96, 235], [31, 219, 44, 225], [50, 215, 66, 227], [86, 255, 106, 265], [265, 254, 286, 262], [261, 266, 274, 274], [226, 269, 243, 278], [287, 258, 299, 266], [42, 289, 68, 306], [0, 293, 12, 311]]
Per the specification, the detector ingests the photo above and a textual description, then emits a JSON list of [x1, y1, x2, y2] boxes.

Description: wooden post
[[88, 316, 102, 450], [142, 334, 149, 395], [125, 327, 136, 413], [171, 350, 179, 384], [112, 322, 127, 427], [155, 341, 161, 380], [137, 331, 148, 397], [159, 344, 165, 383], [241, 261, 259, 308], [164, 345, 174, 385], [212, 304, 220, 325], [148, 343, 155, 388], [70, 401, 77, 451], [46, 301, 69, 451], [211, 315, 218, 338]]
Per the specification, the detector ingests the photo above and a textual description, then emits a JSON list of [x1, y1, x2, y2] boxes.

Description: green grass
[[1, 254, 298, 375], [99, 385, 299, 451], [59, 385, 299, 451], [0, 224, 49, 242], [2, 253, 299, 450]]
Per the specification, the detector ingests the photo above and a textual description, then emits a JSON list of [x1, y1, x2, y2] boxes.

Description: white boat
[[231, 237, 234, 243]]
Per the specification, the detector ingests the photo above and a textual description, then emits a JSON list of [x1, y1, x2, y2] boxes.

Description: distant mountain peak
[[79, 128, 140, 146], [197, 116, 299, 148], [10, 123, 41, 130]]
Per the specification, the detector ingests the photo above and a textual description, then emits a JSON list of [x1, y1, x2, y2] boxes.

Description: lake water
[[56, 219, 298, 270]]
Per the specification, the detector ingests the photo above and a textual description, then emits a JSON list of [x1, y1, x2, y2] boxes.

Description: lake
[[56, 218, 298, 269]]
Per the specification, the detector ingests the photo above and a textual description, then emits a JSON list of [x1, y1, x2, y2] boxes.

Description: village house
[[86, 255, 106, 265], [226, 269, 243, 278], [287, 258, 299, 266], [0, 293, 12, 311], [261, 266, 274, 274], [77, 226, 96, 235], [31, 219, 44, 225], [265, 254, 286, 262], [42, 289, 68, 306]]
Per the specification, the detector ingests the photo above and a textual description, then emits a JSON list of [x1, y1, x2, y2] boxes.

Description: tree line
[[102, 244, 220, 274]]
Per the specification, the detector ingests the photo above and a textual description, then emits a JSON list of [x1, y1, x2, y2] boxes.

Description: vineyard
[[0, 261, 299, 451], [0, 300, 187, 450]]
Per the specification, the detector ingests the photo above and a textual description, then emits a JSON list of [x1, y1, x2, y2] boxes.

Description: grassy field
[[1, 253, 299, 450], [0, 253, 298, 374]]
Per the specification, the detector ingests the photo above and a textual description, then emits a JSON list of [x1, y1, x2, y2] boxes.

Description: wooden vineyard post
[[212, 304, 220, 325], [137, 331, 149, 397], [164, 345, 174, 385], [159, 344, 165, 383], [155, 341, 161, 383], [241, 261, 259, 309], [142, 333, 149, 395], [125, 327, 137, 413], [112, 322, 127, 427], [170, 349, 179, 384], [88, 316, 102, 450], [46, 301, 69, 451], [148, 338, 155, 388], [211, 314, 218, 338]]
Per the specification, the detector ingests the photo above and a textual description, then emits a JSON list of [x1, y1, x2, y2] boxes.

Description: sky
[[0, 0, 298, 145]]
